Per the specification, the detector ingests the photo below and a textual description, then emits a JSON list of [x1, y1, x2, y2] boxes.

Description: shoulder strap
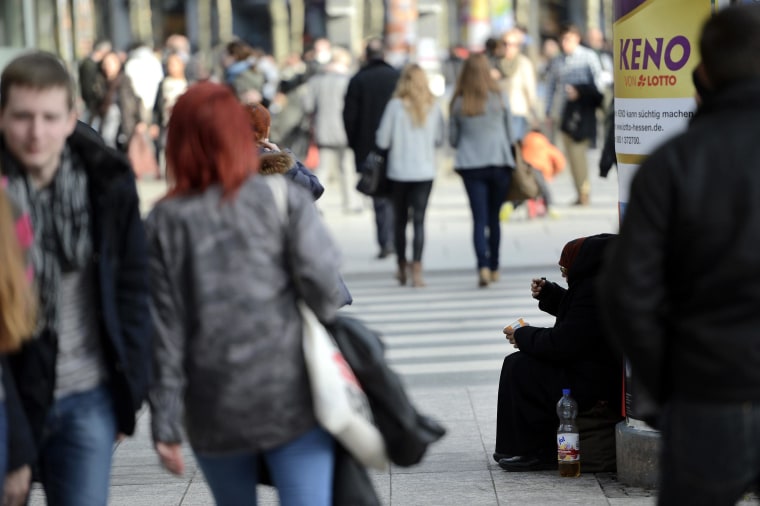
[[264, 174, 288, 225]]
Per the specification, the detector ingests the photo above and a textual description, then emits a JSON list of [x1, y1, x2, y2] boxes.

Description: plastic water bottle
[[556, 388, 581, 477]]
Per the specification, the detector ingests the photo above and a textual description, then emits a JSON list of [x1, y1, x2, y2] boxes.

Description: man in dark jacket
[[343, 38, 400, 259], [598, 5, 760, 504], [0, 51, 152, 506]]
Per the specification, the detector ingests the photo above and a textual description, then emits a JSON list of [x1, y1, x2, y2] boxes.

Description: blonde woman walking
[[376, 64, 444, 287], [450, 53, 515, 287]]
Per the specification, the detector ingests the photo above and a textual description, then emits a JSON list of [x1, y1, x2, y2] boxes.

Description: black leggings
[[391, 180, 433, 262]]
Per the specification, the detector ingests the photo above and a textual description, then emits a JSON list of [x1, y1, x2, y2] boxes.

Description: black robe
[[495, 233, 621, 456]]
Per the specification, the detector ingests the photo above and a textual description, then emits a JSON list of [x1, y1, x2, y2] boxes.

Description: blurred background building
[[1, 0, 614, 67]]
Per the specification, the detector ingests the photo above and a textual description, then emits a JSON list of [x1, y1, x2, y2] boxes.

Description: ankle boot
[[479, 267, 491, 287], [411, 261, 426, 287], [396, 260, 408, 286]]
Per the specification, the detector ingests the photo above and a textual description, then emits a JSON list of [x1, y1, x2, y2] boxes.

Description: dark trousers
[[533, 169, 553, 208], [372, 196, 394, 253], [495, 352, 565, 456], [390, 180, 433, 263], [658, 399, 760, 506], [457, 166, 511, 270]]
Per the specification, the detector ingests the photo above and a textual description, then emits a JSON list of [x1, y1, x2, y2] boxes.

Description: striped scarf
[[0, 142, 92, 332]]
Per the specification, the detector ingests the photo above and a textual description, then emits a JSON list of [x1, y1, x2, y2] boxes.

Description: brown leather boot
[[411, 261, 426, 287], [479, 267, 491, 287], [396, 260, 408, 286]]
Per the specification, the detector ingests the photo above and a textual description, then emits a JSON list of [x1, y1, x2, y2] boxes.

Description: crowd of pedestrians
[[15, 4, 760, 503]]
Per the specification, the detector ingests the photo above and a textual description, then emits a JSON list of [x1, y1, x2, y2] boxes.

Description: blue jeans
[[457, 166, 512, 270], [39, 385, 117, 506], [195, 426, 335, 506], [658, 399, 760, 505]]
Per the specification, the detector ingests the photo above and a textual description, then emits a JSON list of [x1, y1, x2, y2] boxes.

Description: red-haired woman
[[244, 102, 325, 199], [147, 81, 345, 505]]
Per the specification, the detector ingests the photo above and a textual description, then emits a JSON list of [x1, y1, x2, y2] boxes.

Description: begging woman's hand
[[530, 278, 546, 299]]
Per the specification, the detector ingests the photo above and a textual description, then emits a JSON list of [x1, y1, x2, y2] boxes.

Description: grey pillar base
[[615, 421, 661, 489]]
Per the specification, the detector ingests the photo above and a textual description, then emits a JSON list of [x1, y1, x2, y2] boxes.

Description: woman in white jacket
[[376, 64, 444, 287]]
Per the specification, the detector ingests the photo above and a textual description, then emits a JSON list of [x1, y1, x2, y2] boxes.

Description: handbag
[[299, 301, 388, 470], [263, 175, 388, 471], [356, 149, 391, 197], [505, 144, 540, 202], [327, 315, 446, 467]]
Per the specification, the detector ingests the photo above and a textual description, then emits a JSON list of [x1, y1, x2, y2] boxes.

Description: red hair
[[165, 81, 257, 198], [244, 103, 271, 143]]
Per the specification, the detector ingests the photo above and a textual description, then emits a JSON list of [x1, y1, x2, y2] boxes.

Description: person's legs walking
[[486, 167, 511, 276], [338, 147, 360, 212], [408, 180, 433, 287], [194, 451, 259, 506], [458, 170, 489, 280], [391, 181, 410, 284], [561, 132, 591, 205], [532, 169, 553, 210], [372, 196, 394, 258], [315, 146, 337, 186], [409, 180, 433, 262], [39, 385, 117, 506], [266, 426, 335, 506]]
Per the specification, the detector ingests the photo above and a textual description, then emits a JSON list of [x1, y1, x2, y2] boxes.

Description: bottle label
[[557, 433, 580, 462]]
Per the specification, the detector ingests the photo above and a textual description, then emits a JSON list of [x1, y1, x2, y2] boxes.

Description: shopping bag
[[299, 301, 388, 470], [505, 145, 540, 202]]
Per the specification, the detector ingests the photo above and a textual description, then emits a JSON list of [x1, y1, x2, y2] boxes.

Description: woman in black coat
[[494, 233, 621, 471]]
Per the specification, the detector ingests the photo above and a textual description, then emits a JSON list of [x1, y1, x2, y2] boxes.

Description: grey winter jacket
[[376, 98, 445, 182], [303, 70, 351, 148], [449, 91, 516, 170], [147, 175, 345, 454]]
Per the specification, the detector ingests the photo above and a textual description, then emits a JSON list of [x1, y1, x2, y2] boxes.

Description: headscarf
[[559, 237, 587, 271]]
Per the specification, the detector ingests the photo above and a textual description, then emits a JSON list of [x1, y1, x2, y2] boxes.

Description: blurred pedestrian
[[375, 63, 444, 287], [449, 53, 515, 287], [0, 51, 152, 506], [303, 46, 360, 212], [498, 28, 540, 142], [223, 40, 265, 105], [245, 102, 324, 199], [124, 41, 164, 124], [148, 81, 345, 505], [90, 50, 144, 152], [343, 37, 400, 259], [77, 38, 112, 121], [520, 128, 566, 217], [544, 24, 602, 206], [598, 5, 760, 504], [152, 51, 189, 176]]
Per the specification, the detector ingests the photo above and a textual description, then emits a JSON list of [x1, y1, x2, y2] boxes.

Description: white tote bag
[[299, 301, 387, 470], [265, 175, 388, 470]]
